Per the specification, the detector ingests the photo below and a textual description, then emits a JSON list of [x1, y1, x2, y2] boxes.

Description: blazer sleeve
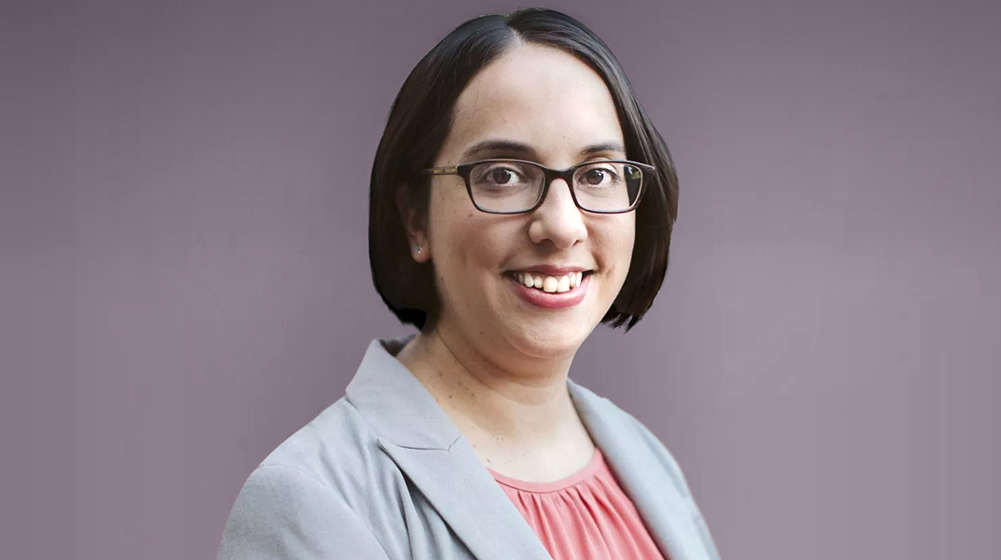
[[217, 464, 391, 560]]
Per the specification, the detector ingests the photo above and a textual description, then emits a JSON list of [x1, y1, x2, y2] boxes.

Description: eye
[[580, 165, 619, 186], [487, 167, 518, 185], [472, 162, 530, 187]]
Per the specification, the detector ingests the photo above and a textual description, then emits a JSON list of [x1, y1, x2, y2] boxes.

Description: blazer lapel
[[346, 337, 552, 560], [377, 439, 553, 560], [568, 380, 716, 560]]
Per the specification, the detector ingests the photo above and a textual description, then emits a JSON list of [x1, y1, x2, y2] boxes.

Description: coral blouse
[[487, 447, 668, 560]]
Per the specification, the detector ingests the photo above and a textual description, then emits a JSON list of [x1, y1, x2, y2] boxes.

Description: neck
[[396, 325, 582, 449]]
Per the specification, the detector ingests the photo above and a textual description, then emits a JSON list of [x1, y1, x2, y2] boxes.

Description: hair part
[[369, 8, 678, 331]]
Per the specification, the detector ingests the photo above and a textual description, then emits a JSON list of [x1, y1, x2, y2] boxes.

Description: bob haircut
[[369, 8, 678, 331]]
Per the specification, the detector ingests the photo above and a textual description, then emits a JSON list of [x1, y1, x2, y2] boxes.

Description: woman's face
[[417, 43, 635, 364]]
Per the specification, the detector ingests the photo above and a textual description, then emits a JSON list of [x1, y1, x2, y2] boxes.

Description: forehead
[[443, 43, 625, 163]]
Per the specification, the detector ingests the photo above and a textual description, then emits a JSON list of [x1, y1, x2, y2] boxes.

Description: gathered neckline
[[486, 447, 604, 494]]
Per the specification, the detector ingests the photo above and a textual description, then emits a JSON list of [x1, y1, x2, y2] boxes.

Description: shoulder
[[239, 395, 409, 512], [217, 399, 409, 559], [218, 460, 388, 559], [257, 398, 380, 492]]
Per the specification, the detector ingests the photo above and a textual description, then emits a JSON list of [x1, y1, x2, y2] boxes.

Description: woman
[[218, 8, 721, 560]]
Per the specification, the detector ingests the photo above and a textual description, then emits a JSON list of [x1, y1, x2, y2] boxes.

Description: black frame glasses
[[422, 158, 655, 214]]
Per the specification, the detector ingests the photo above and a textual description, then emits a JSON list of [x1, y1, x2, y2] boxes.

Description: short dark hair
[[369, 8, 678, 331]]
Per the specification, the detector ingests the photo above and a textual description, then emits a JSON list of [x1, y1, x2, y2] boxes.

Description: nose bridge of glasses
[[536, 167, 582, 212], [545, 167, 578, 189]]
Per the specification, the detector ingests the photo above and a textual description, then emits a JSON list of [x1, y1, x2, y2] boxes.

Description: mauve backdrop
[[2, 0, 999, 558]]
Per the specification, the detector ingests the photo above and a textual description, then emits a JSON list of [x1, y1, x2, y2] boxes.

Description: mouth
[[503, 270, 593, 294]]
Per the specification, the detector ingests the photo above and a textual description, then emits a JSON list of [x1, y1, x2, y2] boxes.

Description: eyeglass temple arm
[[423, 166, 459, 175]]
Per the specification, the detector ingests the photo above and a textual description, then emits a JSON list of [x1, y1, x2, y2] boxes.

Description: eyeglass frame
[[421, 158, 655, 215]]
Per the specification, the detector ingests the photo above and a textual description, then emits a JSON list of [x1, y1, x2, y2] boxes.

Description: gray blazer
[[217, 337, 722, 560]]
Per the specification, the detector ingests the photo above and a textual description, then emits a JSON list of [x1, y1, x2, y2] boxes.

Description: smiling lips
[[505, 267, 591, 309]]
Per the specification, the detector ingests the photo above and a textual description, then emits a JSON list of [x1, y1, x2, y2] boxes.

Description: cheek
[[600, 215, 636, 268], [427, 186, 471, 252], [427, 191, 498, 275], [621, 214, 637, 253]]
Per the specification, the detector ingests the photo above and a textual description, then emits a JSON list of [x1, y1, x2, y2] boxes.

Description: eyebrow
[[460, 139, 627, 162]]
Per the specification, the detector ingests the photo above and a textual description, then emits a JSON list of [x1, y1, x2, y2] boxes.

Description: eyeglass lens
[[468, 161, 643, 213]]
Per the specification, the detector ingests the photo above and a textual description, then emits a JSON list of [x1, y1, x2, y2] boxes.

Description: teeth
[[557, 276, 570, 292], [541, 276, 557, 293], [514, 272, 586, 294]]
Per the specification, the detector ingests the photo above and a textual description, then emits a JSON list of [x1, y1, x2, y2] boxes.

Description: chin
[[504, 321, 592, 361]]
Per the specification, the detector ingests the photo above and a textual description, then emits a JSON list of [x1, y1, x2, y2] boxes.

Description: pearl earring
[[414, 246, 422, 254]]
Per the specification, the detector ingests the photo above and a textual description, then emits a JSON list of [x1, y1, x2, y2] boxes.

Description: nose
[[527, 178, 587, 249]]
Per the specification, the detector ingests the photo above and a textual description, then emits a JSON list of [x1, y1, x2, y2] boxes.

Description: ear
[[396, 183, 431, 263]]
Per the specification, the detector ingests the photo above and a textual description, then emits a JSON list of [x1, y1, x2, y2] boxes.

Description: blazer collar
[[345, 335, 460, 450], [345, 337, 713, 560]]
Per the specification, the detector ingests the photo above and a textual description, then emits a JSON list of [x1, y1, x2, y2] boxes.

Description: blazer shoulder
[[220, 398, 416, 559], [218, 463, 390, 560], [253, 397, 397, 504]]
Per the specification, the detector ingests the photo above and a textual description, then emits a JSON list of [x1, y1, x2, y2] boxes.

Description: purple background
[[3, 0, 999, 558]]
